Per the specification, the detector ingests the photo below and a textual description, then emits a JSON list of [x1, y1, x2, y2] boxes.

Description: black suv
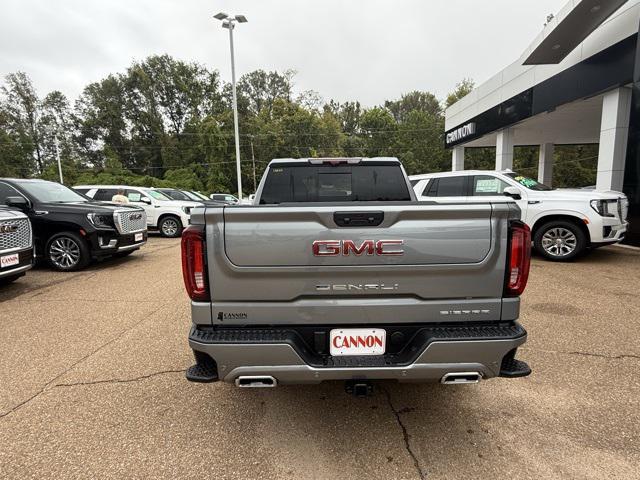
[[0, 179, 148, 271]]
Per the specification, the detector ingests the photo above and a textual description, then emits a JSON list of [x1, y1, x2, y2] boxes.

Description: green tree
[[0, 72, 44, 173], [74, 75, 130, 168], [359, 107, 397, 157], [395, 110, 447, 175], [385, 91, 441, 123], [235, 69, 294, 116], [445, 78, 475, 109]]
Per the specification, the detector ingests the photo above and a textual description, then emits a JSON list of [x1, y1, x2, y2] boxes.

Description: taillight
[[505, 221, 531, 297], [181, 225, 210, 302]]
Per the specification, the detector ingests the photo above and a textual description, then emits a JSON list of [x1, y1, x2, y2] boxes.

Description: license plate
[[330, 328, 386, 356], [1, 253, 19, 268], [134, 233, 143, 242]]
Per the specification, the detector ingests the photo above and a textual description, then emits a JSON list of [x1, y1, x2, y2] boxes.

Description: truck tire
[[533, 220, 587, 261], [46, 231, 91, 271], [159, 215, 183, 238]]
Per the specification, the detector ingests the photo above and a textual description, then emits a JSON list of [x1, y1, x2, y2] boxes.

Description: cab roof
[[268, 157, 401, 165]]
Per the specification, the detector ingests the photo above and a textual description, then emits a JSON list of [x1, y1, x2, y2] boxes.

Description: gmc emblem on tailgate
[[313, 240, 404, 256]]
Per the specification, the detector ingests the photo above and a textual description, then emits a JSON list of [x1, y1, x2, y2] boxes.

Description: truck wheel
[[159, 216, 183, 238], [46, 232, 90, 271], [533, 220, 586, 261]]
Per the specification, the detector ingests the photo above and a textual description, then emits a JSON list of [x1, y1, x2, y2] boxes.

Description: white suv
[[410, 170, 629, 261], [74, 185, 202, 238]]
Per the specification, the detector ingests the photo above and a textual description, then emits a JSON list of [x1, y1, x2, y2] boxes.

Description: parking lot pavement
[[0, 239, 639, 479]]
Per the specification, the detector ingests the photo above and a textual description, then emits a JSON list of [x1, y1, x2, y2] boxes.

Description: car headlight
[[590, 199, 617, 218], [87, 213, 115, 229], [182, 206, 192, 214]]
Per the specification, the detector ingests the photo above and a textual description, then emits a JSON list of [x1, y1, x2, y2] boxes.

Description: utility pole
[[214, 12, 248, 200], [250, 135, 257, 191], [55, 137, 64, 184]]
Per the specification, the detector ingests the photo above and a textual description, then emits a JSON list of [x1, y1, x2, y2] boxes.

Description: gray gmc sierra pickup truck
[[182, 158, 532, 394]]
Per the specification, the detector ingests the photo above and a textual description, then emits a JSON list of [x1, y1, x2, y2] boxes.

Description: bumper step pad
[[500, 355, 531, 378], [185, 358, 218, 383]]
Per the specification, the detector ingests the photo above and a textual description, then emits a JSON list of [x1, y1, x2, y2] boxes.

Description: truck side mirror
[[503, 187, 522, 200], [140, 197, 152, 205], [5, 196, 29, 210]]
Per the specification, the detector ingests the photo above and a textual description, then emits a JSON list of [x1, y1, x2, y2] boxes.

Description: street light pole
[[249, 134, 257, 191], [215, 12, 248, 200], [55, 137, 64, 184]]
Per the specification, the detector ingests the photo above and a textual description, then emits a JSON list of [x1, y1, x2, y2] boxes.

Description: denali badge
[[317, 283, 399, 291], [313, 239, 404, 256], [0, 224, 18, 234], [217, 312, 248, 321]]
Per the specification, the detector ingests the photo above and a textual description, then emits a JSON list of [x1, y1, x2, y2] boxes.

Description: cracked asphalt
[[1, 237, 639, 479]]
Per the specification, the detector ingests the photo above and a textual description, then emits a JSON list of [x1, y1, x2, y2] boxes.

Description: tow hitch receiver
[[345, 380, 373, 397]]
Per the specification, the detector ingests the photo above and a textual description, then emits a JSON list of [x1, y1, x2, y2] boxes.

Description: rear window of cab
[[260, 163, 411, 204]]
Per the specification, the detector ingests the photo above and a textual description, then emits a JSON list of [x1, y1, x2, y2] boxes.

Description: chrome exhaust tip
[[235, 376, 278, 388], [440, 372, 482, 385]]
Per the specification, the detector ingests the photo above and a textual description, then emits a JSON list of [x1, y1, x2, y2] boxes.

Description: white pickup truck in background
[[410, 170, 629, 261]]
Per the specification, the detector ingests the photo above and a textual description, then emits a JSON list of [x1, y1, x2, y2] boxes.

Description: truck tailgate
[[201, 203, 516, 325], [224, 205, 491, 266]]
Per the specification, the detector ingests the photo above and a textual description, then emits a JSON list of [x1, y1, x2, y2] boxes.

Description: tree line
[[0, 54, 597, 194]]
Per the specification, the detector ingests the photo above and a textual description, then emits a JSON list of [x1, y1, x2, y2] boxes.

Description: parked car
[[410, 170, 629, 261], [156, 188, 225, 206], [188, 190, 212, 202], [209, 193, 239, 205], [182, 157, 531, 391], [74, 185, 201, 238], [0, 179, 147, 271], [239, 194, 255, 205], [0, 207, 34, 284]]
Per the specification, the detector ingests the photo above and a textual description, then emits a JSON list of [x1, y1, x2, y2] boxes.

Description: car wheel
[[159, 216, 183, 238], [533, 220, 587, 262], [46, 232, 90, 271]]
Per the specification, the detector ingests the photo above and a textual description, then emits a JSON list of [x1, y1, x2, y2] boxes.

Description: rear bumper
[[188, 323, 529, 385]]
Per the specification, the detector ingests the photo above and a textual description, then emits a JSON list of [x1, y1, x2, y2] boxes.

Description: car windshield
[[147, 190, 172, 201], [505, 173, 554, 191], [161, 189, 191, 201], [189, 191, 209, 201], [17, 181, 88, 203], [183, 191, 205, 201]]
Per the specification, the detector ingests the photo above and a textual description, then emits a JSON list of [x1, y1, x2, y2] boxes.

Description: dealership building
[[444, 0, 640, 245]]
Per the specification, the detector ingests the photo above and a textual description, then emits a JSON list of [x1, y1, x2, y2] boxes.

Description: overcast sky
[[0, 0, 566, 106]]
